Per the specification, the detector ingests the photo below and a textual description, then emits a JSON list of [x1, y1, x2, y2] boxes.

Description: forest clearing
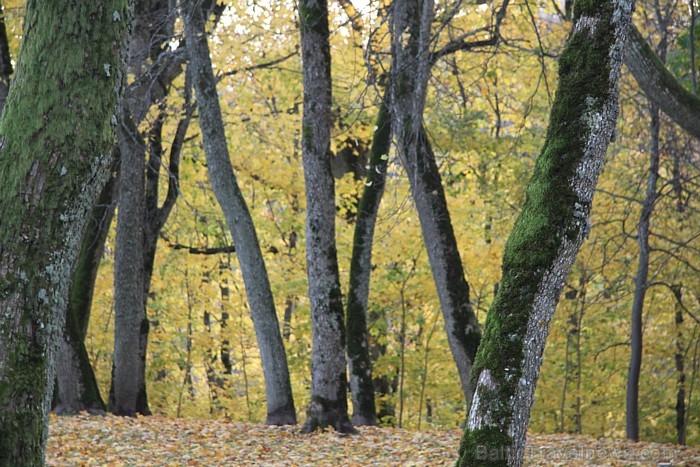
[[46, 414, 700, 466]]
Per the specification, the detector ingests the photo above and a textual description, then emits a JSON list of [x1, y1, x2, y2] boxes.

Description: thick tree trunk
[[111, 115, 151, 416], [390, 0, 481, 404], [0, 0, 129, 463], [346, 94, 391, 426], [53, 172, 117, 414], [183, 0, 296, 425], [298, 0, 354, 434], [626, 103, 660, 441], [458, 1, 634, 465]]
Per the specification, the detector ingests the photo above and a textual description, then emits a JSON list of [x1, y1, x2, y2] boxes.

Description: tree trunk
[[183, 0, 296, 425], [53, 169, 117, 414], [458, 1, 634, 465], [111, 114, 151, 416], [298, 0, 354, 434], [672, 284, 687, 445], [0, 0, 129, 462], [625, 25, 700, 140], [389, 0, 481, 405], [626, 103, 660, 441], [346, 94, 391, 426], [0, 1, 12, 116]]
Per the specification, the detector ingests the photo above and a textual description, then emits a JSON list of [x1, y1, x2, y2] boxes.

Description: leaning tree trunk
[[458, 1, 634, 465], [346, 94, 391, 426], [183, 0, 296, 425], [626, 103, 660, 441], [389, 0, 481, 404], [54, 169, 118, 414], [0, 0, 129, 463], [624, 25, 700, 141], [298, 0, 354, 434]]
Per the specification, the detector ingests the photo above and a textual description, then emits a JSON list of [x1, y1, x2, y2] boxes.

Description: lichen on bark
[[0, 0, 130, 463], [458, 0, 635, 465]]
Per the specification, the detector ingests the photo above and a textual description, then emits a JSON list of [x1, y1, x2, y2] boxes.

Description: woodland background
[[1, 0, 698, 448]]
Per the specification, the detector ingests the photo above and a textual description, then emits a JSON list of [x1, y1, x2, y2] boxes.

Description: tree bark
[[0, 0, 129, 462], [53, 169, 117, 414], [458, 1, 635, 465], [390, 0, 481, 405], [346, 94, 391, 426], [0, 1, 12, 116], [110, 0, 189, 416], [625, 25, 700, 141], [183, 0, 297, 425], [625, 103, 660, 441], [298, 0, 354, 434]]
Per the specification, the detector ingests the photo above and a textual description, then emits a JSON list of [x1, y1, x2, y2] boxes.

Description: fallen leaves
[[47, 414, 700, 466]]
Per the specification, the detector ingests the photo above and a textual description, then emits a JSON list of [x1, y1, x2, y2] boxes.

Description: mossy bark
[[183, 0, 296, 425], [345, 93, 391, 426], [53, 172, 116, 414], [0, 0, 130, 463], [390, 0, 481, 404], [298, 0, 354, 434], [458, 1, 635, 465], [625, 25, 700, 140]]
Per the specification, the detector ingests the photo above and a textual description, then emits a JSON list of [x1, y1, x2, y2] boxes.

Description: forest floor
[[47, 413, 700, 466]]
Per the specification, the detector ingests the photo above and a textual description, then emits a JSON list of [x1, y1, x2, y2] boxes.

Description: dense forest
[[0, 0, 698, 465]]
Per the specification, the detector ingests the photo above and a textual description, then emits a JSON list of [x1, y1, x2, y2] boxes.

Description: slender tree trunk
[[626, 103, 660, 441], [0, 0, 129, 462], [672, 284, 687, 445], [389, 0, 481, 404], [183, 0, 296, 425], [298, 0, 354, 434], [458, 1, 634, 464], [0, 1, 12, 116], [53, 170, 117, 414], [346, 94, 391, 426]]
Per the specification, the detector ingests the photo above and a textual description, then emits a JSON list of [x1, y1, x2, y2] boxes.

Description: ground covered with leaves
[[47, 414, 700, 466]]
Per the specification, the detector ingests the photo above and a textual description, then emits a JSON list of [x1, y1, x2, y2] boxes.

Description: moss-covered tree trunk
[[389, 0, 481, 404], [345, 94, 391, 426], [458, 1, 634, 465], [298, 0, 354, 434], [183, 0, 296, 425], [53, 171, 117, 414], [0, 0, 129, 463], [625, 25, 700, 140]]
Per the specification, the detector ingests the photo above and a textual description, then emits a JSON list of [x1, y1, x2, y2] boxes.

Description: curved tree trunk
[[0, 0, 129, 462], [346, 94, 391, 426], [625, 25, 700, 140], [54, 169, 117, 414], [298, 0, 354, 434], [389, 0, 481, 404], [183, 0, 296, 425], [458, 1, 634, 465]]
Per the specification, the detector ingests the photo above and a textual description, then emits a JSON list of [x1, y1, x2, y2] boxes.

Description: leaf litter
[[47, 413, 700, 466]]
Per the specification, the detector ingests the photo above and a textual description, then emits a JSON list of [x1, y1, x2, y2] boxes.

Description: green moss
[[460, 1, 618, 463]]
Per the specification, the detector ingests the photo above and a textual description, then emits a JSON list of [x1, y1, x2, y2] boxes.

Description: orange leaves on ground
[[47, 414, 700, 466]]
